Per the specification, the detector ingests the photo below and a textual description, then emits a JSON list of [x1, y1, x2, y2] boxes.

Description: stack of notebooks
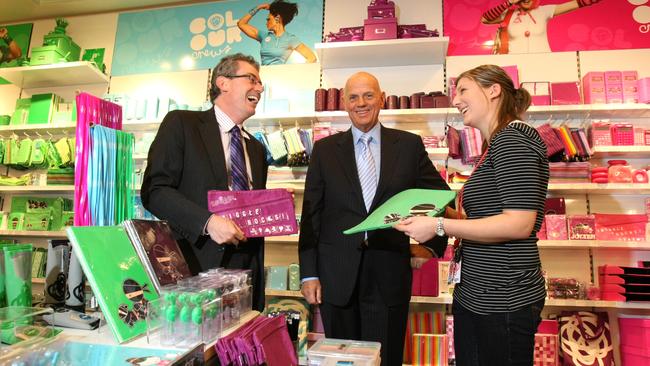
[[599, 265, 650, 302], [66, 219, 191, 343]]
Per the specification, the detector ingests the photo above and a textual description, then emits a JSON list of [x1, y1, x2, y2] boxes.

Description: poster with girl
[[444, 0, 650, 55]]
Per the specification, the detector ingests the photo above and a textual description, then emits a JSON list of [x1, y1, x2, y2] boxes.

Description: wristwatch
[[435, 217, 445, 237]]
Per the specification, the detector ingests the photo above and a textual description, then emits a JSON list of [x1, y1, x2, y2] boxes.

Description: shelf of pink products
[[265, 289, 650, 309]]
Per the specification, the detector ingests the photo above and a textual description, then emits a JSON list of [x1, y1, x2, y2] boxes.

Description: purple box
[[367, 0, 396, 19], [502, 65, 519, 88], [363, 18, 398, 41], [623, 71, 639, 103], [420, 95, 435, 108], [551, 82, 581, 105], [521, 82, 550, 106], [207, 189, 297, 238], [398, 24, 439, 38]]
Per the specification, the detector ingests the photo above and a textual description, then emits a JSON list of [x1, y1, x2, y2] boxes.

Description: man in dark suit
[[141, 53, 268, 311], [299, 72, 450, 365]]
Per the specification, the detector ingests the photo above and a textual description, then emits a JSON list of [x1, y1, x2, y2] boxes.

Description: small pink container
[[621, 344, 650, 366], [619, 316, 650, 348]]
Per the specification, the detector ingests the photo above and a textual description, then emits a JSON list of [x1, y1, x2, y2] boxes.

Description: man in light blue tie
[[299, 72, 451, 366]]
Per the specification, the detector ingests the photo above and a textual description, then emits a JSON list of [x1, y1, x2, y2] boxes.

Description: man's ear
[[216, 75, 229, 93]]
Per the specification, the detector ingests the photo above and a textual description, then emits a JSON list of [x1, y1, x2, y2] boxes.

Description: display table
[[59, 310, 260, 363]]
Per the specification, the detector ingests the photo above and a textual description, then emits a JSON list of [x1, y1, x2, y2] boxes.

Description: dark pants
[[320, 251, 410, 366], [453, 299, 544, 366]]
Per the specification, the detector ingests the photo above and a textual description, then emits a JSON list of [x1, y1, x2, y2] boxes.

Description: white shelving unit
[[0, 185, 75, 193], [591, 145, 650, 158], [315, 37, 450, 69], [0, 122, 77, 136], [0, 61, 109, 89], [0, 230, 67, 238]]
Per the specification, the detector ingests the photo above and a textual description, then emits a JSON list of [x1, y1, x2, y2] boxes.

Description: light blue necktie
[[357, 134, 377, 211]]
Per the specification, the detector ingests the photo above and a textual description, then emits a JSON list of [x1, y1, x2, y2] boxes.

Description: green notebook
[[343, 189, 456, 235], [66, 226, 159, 343]]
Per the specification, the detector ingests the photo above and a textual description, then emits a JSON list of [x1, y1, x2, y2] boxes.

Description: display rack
[[0, 61, 109, 89]]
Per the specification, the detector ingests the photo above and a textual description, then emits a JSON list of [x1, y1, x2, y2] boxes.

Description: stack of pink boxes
[[619, 315, 650, 366], [599, 265, 650, 302], [364, 0, 397, 40], [583, 71, 640, 104]]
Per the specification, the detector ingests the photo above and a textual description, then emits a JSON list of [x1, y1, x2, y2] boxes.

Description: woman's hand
[[394, 216, 437, 243]]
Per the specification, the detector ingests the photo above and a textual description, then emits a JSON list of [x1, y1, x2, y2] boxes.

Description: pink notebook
[[207, 189, 297, 238]]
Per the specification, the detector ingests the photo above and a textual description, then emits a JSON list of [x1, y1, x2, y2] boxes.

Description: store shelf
[[249, 111, 316, 125], [0, 230, 67, 238], [591, 145, 650, 158], [132, 154, 148, 160], [427, 148, 449, 160], [0, 61, 109, 89], [410, 295, 452, 304], [316, 108, 455, 124], [32, 278, 45, 284], [448, 183, 650, 194], [266, 289, 302, 297], [0, 122, 77, 136], [0, 185, 75, 192], [538, 240, 650, 250], [122, 120, 162, 131], [524, 103, 650, 119], [545, 298, 650, 309], [265, 235, 299, 243], [266, 180, 305, 193], [315, 37, 449, 69]]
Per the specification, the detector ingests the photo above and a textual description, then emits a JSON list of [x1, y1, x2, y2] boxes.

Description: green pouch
[[5, 138, 18, 166], [7, 213, 25, 230], [3, 244, 33, 309], [48, 197, 64, 230], [28, 139, 47, 168], [24, 212, 51, 231], [61, 211, 74, 228], [67, 137, 76, 161], [0, 173, 31, 186], [45, 140, 62, 168], [0, 139, 4, 164], [15, 138, 33, 168], [54, 138, 71, 166]]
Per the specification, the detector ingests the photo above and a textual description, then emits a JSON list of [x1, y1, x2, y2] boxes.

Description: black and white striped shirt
[[454, 121, 549, 314]]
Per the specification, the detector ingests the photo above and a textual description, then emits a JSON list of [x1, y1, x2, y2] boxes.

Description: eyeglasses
[[226, 73, 263, 87]]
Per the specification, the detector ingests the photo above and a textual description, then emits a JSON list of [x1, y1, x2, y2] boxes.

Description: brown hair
[[456, 64, 531, 142], [210, 53, 260, 101]]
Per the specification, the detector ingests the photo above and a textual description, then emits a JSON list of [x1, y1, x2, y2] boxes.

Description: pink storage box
[[605, 71, 623, 103], [639, 77, 650, 104], [367, 0, 396, 19], [533, 334, 559, 366], [583, 71, 606, 104], [412, 258, 439, 296], [502, 65, 519, 88], [363, 17, 397, 40], [619, 316, 650, 348], [605, 71, 622, 86], [623, 71, 639, 103], [550, 82, 581, 105], [521, 82, 550, 106], [537, 319, 559, 334], [621, 344, 650, 366]]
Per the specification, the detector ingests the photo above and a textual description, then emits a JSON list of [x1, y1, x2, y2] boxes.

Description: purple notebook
[[207, 189, 297, 238], [123, 219, 192, 294]]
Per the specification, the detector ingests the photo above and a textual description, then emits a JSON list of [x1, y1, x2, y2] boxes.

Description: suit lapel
[[198, 108, 228, 189], [336, 130, 364, 203], [243, 128, 264, 189], [371, 126, 400, 210]]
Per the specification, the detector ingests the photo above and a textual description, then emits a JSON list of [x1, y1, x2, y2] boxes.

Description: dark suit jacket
[[299, 125, 450, 307], [141, 108, 268, 309]]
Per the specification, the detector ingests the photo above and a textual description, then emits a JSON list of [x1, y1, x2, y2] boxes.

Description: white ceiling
[[0, 0, 222, 24]]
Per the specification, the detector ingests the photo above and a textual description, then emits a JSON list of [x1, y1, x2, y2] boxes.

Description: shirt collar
[[351, 123, 381, 145], [213, 105, 250, 140]]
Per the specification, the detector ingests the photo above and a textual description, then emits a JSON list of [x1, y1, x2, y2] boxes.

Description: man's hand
[[206, 214, 246, 245], [301, 279, 322, 305]]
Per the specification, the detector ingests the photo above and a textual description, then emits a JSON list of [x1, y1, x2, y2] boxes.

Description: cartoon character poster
[[112, 0, 323, 76], [0, 23, 33, 84], [444, 0, 650, 56]]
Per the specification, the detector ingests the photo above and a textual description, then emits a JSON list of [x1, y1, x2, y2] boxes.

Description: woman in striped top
[[395, 64, 548, 366]]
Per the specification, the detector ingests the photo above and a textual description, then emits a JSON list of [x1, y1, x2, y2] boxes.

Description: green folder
[[66, 226, 159, 343], [343, 189, 456, 235]]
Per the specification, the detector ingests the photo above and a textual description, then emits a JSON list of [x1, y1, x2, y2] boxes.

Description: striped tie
[[357, 134, 377, 211], [230, 125, 249, 191]]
